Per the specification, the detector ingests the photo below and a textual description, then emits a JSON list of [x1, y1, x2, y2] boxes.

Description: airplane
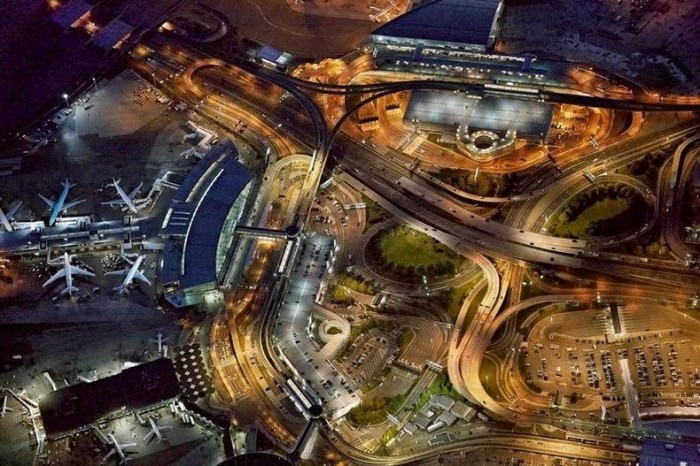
[[1, 395, 13, 418], [101, 179, 148, 214], [143, 416, 172, 444], [43, 252, 95, 296], [151, 330, 169, 354], [39, 179, 85, 226], [0, 198, 22, 231], [103, 433, 137, 465], [0, 257, 9, 269], [106, 255, 151, 294]]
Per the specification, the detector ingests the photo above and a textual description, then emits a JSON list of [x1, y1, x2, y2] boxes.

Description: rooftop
[[39, 358, 179, 436], [50, 0, 92, 29], [404, 90, 553, 138], [639, 440, 700, 466], [371, 0, 502, 48], [161, 140, 253, 293], [90, 19, 134, 50]]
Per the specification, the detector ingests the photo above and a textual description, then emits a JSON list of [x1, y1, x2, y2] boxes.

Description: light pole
[[92, 76, 97, 91], [62, 93, 70, 110]]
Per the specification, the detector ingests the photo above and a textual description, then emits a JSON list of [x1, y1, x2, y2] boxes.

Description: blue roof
[[50, 0, 92, 29], [91, 19, 134, 50], [372, 0, 501, 47], [161, 140, 253, 290], [640, 440, 700, 466]]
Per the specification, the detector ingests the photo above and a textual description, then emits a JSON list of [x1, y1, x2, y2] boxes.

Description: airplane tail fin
[[61, 286, 79, 296], [61, 178, 76, 189], [113, 285, 129, 294]]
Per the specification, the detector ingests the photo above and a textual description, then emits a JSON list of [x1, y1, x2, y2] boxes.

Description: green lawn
[[479, 357, 501, 399], [378, 226, 462, 269], [552, 198, 629, 238], [347, 394, 406, 426], [445, 277, 480, 321]]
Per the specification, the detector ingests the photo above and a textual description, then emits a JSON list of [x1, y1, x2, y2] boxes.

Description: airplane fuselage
[[123, 256, 144, 288], [49, 184, 72, 226], [114, 181, 138, 213]]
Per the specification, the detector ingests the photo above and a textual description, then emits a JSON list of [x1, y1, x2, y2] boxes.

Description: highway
[[127, 39, 700, 464]]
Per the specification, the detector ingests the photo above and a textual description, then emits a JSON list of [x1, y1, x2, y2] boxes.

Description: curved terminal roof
[[161, 140, 253, 293], [371, 0, 502, 47]]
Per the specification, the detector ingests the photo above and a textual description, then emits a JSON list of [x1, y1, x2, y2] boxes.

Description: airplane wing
[[43, 269, 67, 288], [134, 270, 151, 286], [105, 268, 129, 276], [128, 182, 143, 200], [103, 449, 117, 461], [61, 199, 86, 212], [7, 201, 22, 218], [38, 194, 55, 210], [102, 199, 127, 206], [69, 265, 94, 277]]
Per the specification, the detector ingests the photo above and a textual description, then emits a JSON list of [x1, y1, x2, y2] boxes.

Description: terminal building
[[39, 358, 179, 439], [369, 0, 547, 80], [403, 90, 553, 160], [160, 140, 255, 308]]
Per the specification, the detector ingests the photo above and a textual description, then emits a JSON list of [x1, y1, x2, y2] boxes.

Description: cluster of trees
[[629, 151, 666, 179], [556, 183, 647, 237], [590, 195, 647, 236], [347, 394, 405, 426], [337, 271, 376, 295]]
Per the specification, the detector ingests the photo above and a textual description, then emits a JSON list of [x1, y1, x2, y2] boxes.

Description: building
[[160, 139, 255, 307], [403, 90, 553, 160], [639, 440, 700, 466], [370, 0, 504, 52], [50, 0, 92, 30], [369, 0, 547, 80], [39, 358, 180, 438]]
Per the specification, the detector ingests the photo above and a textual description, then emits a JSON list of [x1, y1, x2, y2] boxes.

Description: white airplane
[[0, 198, 22, 231], [43, 252, 95, 296], [39, 179, 85, 226], [0, 257, 9, 269], [143, 417, 172, 444], [151, 330, 169, 354], [1, 395, 13, 417], [101, 179, 148, 214], [107, 255, 151, 294], [103, 433, 137, 465]]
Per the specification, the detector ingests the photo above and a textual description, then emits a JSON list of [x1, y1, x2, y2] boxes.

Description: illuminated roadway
[[128, 41, 700, 463]]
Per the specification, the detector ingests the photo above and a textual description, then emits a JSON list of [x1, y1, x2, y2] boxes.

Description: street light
[[62, 93, 70, 109], [92, 76, 97, 91]]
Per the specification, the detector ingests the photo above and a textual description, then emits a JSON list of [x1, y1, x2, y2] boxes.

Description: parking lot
[[521, 305, 700, 412]]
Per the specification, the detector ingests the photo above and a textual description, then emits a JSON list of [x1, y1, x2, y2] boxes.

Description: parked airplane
[[39, 179, 85, 226], [101, 179, 148, 214], [1, 395, 13, 417], [0, 198, 22, 231], [144, 417, 172, 444], [107, 255, 151, 294], [104, 433, 137, 465], [43, 252, 95, 295], [151, 330, 169, 354]]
